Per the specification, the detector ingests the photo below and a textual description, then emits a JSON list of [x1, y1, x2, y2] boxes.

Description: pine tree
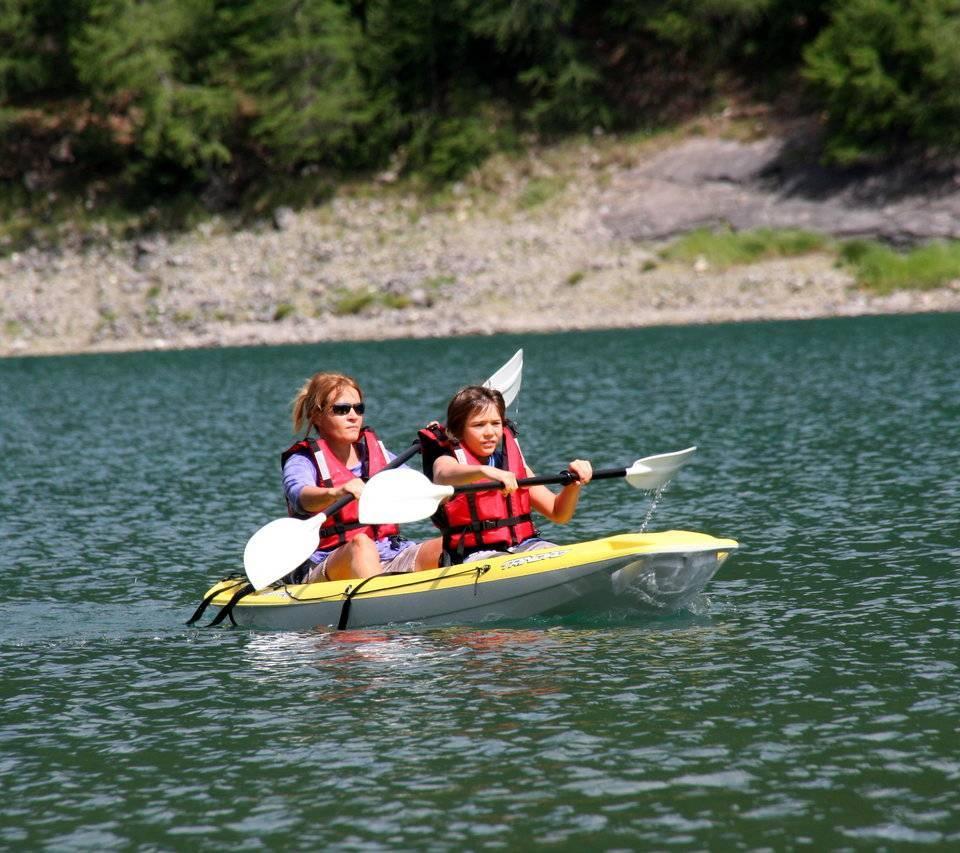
[[71, 0, 238, 177], [236, 0, 373, 169]]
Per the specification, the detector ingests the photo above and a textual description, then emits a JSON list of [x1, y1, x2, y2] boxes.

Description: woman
[[419, 385, 592, 565], [281, 372, 442, 582]]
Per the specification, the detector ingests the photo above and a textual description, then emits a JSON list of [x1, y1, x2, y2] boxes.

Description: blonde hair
[[291, 372, 363, 434]]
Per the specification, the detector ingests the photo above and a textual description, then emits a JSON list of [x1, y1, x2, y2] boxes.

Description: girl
[[420, 385, 592, 565]]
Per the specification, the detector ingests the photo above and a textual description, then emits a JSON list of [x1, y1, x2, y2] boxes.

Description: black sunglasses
[[328, 402, 365, 416]]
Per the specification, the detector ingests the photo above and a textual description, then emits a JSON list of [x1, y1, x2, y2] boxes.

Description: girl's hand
[[567, 459, 592, 486], [483, 466, 518, 494]]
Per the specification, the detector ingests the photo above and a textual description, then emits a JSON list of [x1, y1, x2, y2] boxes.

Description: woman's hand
[[338, 478, 365, 500], [567, 459, 592, 486]]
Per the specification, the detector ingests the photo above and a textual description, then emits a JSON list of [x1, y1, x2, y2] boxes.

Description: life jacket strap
[[444, 513, 534, 536]]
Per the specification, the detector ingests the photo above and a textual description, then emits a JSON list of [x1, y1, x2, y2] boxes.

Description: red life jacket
[[280, 426, 399, 550], [418, 423, 538, 562]]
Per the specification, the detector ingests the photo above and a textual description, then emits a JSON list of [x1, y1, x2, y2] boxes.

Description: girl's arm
[[527, 459, 593, 524], [431, 454, 519, 493]]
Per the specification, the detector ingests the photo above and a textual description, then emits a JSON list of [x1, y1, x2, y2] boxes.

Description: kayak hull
[[203, 530, 738, 631]]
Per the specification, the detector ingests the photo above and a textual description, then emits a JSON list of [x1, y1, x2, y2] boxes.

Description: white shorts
[[461, 537, 557, 564], [302, 540, 421, 583]]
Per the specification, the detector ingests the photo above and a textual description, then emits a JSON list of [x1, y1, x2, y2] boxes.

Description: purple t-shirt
[[282, 447, 409, 563]]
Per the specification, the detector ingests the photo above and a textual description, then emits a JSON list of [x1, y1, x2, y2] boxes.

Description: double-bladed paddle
[[242, 350, 524, 590], [357, 446, 698, 525]]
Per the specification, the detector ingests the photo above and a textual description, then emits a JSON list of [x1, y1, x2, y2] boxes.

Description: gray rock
[[410, 288, 431, 307], [604, 136, 960, 245], [273, 207, 296, 231]]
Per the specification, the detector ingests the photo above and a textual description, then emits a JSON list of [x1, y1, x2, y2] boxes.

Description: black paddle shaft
[[453, 466, 628, 495]]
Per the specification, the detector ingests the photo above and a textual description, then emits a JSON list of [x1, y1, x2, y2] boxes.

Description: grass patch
[[381, 293, 412, 310], [565, 270, 585, 286], [332, 289, 377, 316], [838, 239, 960, 294], [273, 302, 296, 321], [423, 274, 455, 290], [519, 176, 567, 209], [660, 227, 829, 269], [330, 287, 415, 315]]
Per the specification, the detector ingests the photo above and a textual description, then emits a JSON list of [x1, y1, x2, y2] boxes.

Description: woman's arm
[[282, 453, 364, 514], [297, 480, 364, 512]]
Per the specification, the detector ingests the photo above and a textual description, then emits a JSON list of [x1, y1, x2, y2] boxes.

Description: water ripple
[[2, 316, 960, 848]]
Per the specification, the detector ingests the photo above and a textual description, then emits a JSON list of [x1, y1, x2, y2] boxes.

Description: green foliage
[[3, 0, 960, 213], [363, 0, 476, 115], [519, 47, 608, 131], [640, 1, 771, 59], [599, 0, 829, 113], [473, 0, 609, 130], [406, 115, 499, 184], [238, 0, 374, 169], [803, 0, 960, 161], [0, 0, 88, 101], [72, 0, 237, 176], [661, 227, 829, 267], [838, 238, 960, 293], [0, 0, 44, 100]]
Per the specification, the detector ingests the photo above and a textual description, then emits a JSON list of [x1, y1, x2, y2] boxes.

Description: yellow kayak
[[199, 529, 738, 631]]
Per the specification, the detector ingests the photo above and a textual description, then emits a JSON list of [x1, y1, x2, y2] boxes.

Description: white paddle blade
[[624, 446, 697, 491], [243, 514, 326, 590], [485, 349, 523, 407], [359, 468, 454, 524]]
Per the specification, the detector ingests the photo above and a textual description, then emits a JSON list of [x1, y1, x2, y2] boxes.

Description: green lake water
[[2, 314, 959, 849]]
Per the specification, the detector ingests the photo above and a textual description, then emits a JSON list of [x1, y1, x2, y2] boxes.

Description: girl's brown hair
[[446, 385, 505, 440], [291, 372, 363, 433]]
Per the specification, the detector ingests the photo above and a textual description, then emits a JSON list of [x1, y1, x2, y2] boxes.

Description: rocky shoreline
[[3, 128, 960, 359]]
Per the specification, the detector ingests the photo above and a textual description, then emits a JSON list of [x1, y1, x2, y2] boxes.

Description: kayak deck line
[[200, 529, 739, 629]]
